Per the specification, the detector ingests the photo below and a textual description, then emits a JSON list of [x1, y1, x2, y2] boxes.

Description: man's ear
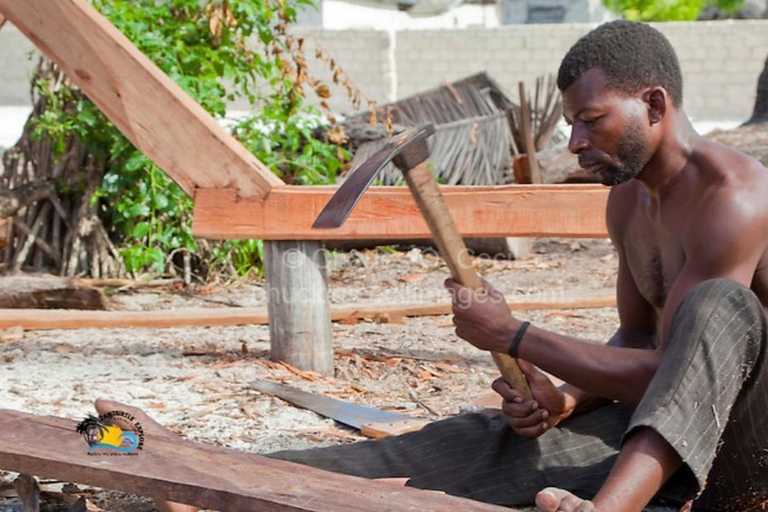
[[643, 87, 667, 125]]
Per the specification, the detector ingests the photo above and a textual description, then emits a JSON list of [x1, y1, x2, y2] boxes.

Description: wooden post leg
[[264, 240, 333, 375], [12, 474, 40, 512]]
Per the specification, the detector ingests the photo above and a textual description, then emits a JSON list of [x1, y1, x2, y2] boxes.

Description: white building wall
[[2, 20, 767, 122]]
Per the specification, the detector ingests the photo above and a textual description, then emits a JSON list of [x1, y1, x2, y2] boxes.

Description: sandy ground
[[7, 120, 766, 511], [0, 237, 638, 511]]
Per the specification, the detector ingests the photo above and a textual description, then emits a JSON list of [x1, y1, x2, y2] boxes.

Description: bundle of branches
[[505, 74, 563, 154], [0, 58, 126, 278]]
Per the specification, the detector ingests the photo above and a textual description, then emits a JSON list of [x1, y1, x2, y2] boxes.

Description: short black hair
[[557, 20, 683, 108]]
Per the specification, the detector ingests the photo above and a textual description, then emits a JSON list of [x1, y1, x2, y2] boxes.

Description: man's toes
[[156, 500, 198, 512], [535, 487, 595, 512], [94, 397, 174, 438]]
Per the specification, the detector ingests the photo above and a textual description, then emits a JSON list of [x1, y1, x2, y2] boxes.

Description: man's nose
[[568, 125, 589, 154]]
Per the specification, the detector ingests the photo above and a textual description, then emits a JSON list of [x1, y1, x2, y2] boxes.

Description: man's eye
[[583, 116, 602, 125]]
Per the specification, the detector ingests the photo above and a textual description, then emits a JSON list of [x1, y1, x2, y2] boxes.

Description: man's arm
[[657, 187, 768, 350], [486, 185, 659, 410], [483, 186, 658, 433], [519, 182, 768, 405]]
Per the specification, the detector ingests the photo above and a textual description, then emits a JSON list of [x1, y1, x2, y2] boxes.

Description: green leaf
[[126, 203, 151, 218], [124, 152, 148, 172], [153, 194, 170, 210], [132, 221, 151, 239], [76, 108, 98, 127]]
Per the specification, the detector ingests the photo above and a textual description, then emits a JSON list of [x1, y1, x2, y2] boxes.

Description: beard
[[599, 121, 650, 186]]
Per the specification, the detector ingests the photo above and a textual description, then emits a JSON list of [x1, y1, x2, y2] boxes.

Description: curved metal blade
[[250, 379, 410, 429], [312, 123, 436, 229], [312, 143, 395, 229]]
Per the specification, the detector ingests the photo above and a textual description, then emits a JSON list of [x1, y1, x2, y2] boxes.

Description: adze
[[313, 123, 533, 400]]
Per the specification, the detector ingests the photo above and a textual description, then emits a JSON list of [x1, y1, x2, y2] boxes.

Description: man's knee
[[674, 278, 763, 326]]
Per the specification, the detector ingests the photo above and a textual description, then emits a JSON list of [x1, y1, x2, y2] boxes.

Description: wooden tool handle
[[361, 418, 429, 439], [402, 161, 533, 400]]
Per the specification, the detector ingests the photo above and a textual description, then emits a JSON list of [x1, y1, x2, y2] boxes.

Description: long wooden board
[[192, 185, 610, 240], [0, 410, 505, 511], [0, 289, 614, 330], [0, 0, 282, 198]]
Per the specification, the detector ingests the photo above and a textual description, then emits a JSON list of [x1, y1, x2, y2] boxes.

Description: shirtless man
[[443, 20, 768, 511], [96, 21, 768, 512]]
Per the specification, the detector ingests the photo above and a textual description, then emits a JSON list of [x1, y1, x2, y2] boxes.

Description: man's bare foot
[[94, 398, 177, 439], [536, 487, 597, 512], [93, 398, 198, 512]]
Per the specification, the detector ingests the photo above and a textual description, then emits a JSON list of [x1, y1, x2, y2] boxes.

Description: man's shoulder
[[688, 141, 768, 242], [696, 139, 768, 192]]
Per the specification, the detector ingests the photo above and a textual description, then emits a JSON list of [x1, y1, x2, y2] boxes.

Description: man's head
[[558, 21, 683, 108], [557, 21, 683, 186]]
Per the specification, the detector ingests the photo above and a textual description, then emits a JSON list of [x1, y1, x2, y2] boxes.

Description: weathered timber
[[0, 289, 615, 330], [0, 410, 506, 512], [0, 276, 109, 310], [518, 82, 542, 184], [192, 185, 610, 240], [0, 182, 54, 219], [264, 241, 333, 375], [12, 474, 40, 512], [0, 0, 282, 198]]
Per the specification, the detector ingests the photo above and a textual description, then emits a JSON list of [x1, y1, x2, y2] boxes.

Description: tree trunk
[[1, 58, 126, 277], [0, 275, 109, 309], [748, 53, 768, 124], [0, 182, 54, 219], [264, 240, 333, 375]]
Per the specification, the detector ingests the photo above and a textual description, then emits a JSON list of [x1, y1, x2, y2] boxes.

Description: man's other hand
[[445, 277, 521, 354], [492, 360, 567, 439]]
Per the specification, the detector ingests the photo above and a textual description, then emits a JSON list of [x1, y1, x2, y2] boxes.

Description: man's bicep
[[660, 195, 768, 346]]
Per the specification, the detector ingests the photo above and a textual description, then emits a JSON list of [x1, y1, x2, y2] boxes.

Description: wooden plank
[[0, 0, 283, 198], [0, 289, 615, 330], [0, 409, 505, 511], [192, 185, 610, 240], [265, 240, 333, 374]]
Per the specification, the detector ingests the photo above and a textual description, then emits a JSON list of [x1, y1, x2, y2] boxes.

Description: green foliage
[[602, 0, 743, 21], [31, 0, 347, 276]]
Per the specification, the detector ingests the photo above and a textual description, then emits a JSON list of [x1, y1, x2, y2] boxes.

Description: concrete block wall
[[394, 20, 768, 121], [290, 28, 394, 115], [396, 24, 590, 101], [654, 21, 768, 119], [2, 20, 768, 121], [0, 24, 36, 105]]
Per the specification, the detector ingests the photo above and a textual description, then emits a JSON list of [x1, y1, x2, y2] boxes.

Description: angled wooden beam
[[0, 0, 283, 198], [0, 410, 506, 511], [192, 185, 610, 240]]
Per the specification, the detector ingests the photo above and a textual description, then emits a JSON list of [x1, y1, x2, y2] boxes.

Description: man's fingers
[[511, 421, 549, 439], [503, 401, 546, 422], [517, 358, 548, 385], [492, 377, 531, 403], [494, 377, 542, 405]]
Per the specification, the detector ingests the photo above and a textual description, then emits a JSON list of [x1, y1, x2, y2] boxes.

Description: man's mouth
[[579, 161, 604, 174]]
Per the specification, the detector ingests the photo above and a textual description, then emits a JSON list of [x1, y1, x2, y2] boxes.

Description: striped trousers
[[271, 279, 768, 511]]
